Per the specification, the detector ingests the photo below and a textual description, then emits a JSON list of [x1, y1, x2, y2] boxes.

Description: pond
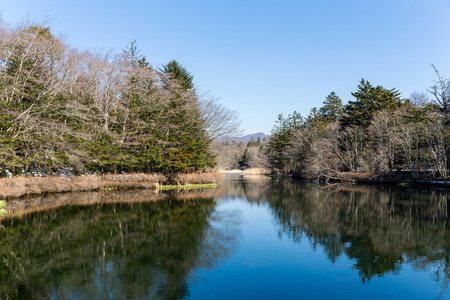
[[1, 176, 449, 299]]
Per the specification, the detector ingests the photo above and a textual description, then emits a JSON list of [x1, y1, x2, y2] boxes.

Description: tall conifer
[[319, 92, 344, 123], [342, 79, 403, 128]]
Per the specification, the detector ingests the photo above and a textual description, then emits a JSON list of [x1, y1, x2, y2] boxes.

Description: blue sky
[[2, 0, 450, 135]]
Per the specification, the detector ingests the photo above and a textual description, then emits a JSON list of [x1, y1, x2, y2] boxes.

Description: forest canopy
[[0, 20, 240, 176], [265, 74, 450, 180]]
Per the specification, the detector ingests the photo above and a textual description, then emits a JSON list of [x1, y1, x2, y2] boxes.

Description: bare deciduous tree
[[367, 110, 400, 173], [209, 140, 245, 170], [429, 64, 450, 114], [423, 110, 447, 178], [394, 107, 421, 175], [199, 93, 242, 141], [410, 91, 430, 108], [304, 123, 344, 180], [339, 126, 365, 172], [83, 50, 124, 132]]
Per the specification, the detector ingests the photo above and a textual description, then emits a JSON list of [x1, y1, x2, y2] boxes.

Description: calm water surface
[[1, 177, 450, 299]]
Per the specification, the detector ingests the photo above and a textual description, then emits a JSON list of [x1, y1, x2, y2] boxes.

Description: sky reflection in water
[[0, 178, 449, 299]]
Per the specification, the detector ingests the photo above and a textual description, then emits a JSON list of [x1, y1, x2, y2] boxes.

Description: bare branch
[[199, 92, 242, 141]]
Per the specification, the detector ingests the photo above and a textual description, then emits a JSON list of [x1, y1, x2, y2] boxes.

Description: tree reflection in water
[[2, 179, 450, 299], [0, 191, 240, 300], [221, 178, 450, 295]]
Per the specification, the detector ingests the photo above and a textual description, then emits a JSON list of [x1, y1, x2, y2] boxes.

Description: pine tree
[[266, 112, 304, 172], [153, 62, 212, 173], [305, 107, 324, 128], [160, 60, 194, 90], [239, 147, 250, 169], [342, 79, 403, 128], [247, 137, 256, 147], [319, 92, 344, 123], [118, 40, 158, 173]]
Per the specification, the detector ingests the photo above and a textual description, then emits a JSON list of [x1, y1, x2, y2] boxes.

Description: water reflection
[[221, 178, 450, 295], [3, 179, 450, 299], [0, 190, 240, 300]]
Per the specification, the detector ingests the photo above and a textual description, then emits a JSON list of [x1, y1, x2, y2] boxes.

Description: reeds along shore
[[0, 173, 223, 199], [1, 185, 225, 219]]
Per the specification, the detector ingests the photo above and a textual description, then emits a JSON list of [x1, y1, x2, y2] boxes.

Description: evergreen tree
[[153, 62, 212, 173], [116, 40, 159, 172], [319, 92, 344, 123], [305, 107, 324, 128], [266, 112, 304, 172], [239, 147, 250, 169], [247, 137, 256, 147], [342, 79, 403, 128], [160, 60, 194, 90]]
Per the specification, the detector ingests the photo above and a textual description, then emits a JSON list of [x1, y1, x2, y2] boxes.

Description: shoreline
[[0, 172, 223, 200], [217, 168, 271, 175], [312, 172, 450, 188], [0, 185, 225, 220]]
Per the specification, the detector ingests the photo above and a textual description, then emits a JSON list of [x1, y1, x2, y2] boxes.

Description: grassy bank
[[0, 172, 223, 199], [0, 186, 225, 220]]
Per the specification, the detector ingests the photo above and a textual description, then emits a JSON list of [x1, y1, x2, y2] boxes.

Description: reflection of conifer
[[0, 194, 239, 299]]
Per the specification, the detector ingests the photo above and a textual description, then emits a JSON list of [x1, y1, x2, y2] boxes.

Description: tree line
[[211, 136, 267, 170], [0, 20, 240, 176], [266, 71, 450, 180]]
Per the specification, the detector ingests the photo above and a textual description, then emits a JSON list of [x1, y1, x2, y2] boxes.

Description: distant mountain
[[240, 132, 267, 144], [217, 132, 268, 144]]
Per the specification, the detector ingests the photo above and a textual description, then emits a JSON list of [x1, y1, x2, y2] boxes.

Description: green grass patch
[[159, 183, 218, 190], [101, 187, 118, 192], [0, 200, 7, 216]]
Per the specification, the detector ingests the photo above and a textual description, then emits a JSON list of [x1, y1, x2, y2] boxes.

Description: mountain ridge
[[217, 132, 267, 144]]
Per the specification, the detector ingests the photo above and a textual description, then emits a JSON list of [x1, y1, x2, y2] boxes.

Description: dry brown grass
[[217, 168, 270, 175], [0, 172, 222, 199], [163, 172, 223, 185], [2, 185, 224, 220], [242, 168, 270, 175]]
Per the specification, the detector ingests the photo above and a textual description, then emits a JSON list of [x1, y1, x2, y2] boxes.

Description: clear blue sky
[[2, 0, 450, 135]]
